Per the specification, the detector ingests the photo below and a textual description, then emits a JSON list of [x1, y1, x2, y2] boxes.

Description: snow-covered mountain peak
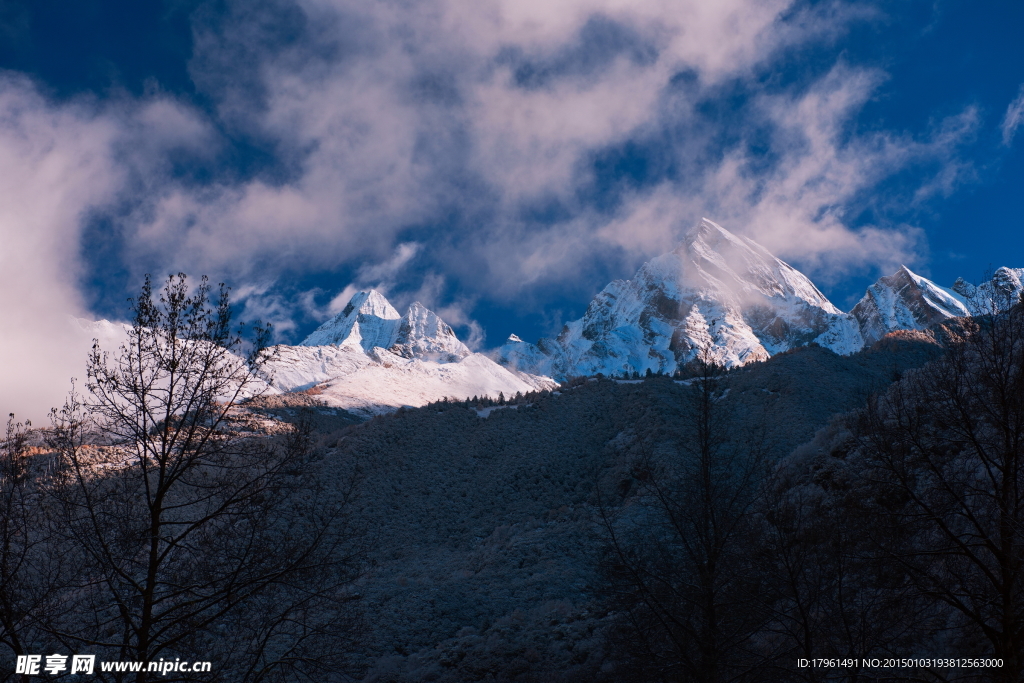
[[952, 267, 1024, 315], [301, 289, 403, 350], [300, 290, 472, 363], [665, 218, 840, 313], [498, 219, 861, 379], [685, 216, 749, 252], [390, 302, 471, 362], [850, 266, 969, 345], [350, 289, 401, 319], [266, 290, 553, 414]]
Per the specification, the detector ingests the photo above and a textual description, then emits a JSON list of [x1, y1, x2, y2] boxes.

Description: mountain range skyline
[[4, 215, 1019, 424], [296, 218, 1021, 358], [2, 0, 1023, 421], [4, 4, 1023, 672], [226, 218, 1022, 416]]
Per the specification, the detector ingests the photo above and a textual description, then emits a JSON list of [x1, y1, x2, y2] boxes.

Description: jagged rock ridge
[[952, 267, 1024, 315], [849, 266, 970, 346]]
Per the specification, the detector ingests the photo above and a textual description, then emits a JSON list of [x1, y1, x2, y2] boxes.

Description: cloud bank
[[0, 74, 210, 420], [0, 75, 119, 420], [128, 0, 967, 291], [0, 0, 985, 417]]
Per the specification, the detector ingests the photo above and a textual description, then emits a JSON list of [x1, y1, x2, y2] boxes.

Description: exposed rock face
[[498, 218, 862, 379], [952, 267, 1024, 315], [850, 266, 970, 346]]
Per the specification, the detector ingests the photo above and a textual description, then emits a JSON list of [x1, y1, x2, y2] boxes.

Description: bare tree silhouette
[[42, 274, 364, 682]]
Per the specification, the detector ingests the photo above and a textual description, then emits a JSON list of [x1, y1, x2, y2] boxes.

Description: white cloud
[[353, 243, 422, 293], [453, 62, 977, 292], [232, 282, 301, 340], [0, 0, 988, 403], [0, 75, 218, 421], [117, 0, 881, 290], [1001, 83, 1024, 146], [0, 75, 123, 421], [319, 242, 423, 319], [697, 65, 978, 280]]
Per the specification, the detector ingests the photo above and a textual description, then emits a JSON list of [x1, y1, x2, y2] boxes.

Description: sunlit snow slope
[[263, 291, 555, 415]]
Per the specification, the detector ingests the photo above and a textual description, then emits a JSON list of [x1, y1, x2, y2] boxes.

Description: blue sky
[[1, 0, 1023, 415]]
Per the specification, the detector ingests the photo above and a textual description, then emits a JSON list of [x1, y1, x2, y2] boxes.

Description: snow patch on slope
[[265, 346, 554, 417]]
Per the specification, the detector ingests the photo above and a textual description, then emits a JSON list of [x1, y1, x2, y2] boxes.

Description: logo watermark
[[15, 654, 212, 676]]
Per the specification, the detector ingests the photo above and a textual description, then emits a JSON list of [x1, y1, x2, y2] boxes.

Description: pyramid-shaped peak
[[639, 218, 837, 313], [342, 289, 401, 320], [302, 289, 402, 348], [851, 265, 969, 346], [695, 217, 729, 235], [881, 266, 951, 296], [676, 218, 781, 270], [880, 265, 920, 286], [686, 217, 737, 244], [403, 301, 448, 331], [392, 301, 471, 362], [403, 301, 452, 330], [406, 300, 429, 315]]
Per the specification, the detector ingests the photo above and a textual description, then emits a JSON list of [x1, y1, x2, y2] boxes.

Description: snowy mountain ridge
[[262, 291, 553, 416], [952, 267, 1024, 316], [70, 220, 1021, 413], [65, 296, 554, 418], [497, 219, 1022, 380], [498, 218, 863, 379]]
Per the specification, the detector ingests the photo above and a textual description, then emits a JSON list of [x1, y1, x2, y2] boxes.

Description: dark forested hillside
[[7, 269, 1013, 683], [0, 324, 945, 682], [305, 331, 944, 681]]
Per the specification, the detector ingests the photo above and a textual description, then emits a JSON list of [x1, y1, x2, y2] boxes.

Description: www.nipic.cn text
[[15, 654, 213, 676]]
